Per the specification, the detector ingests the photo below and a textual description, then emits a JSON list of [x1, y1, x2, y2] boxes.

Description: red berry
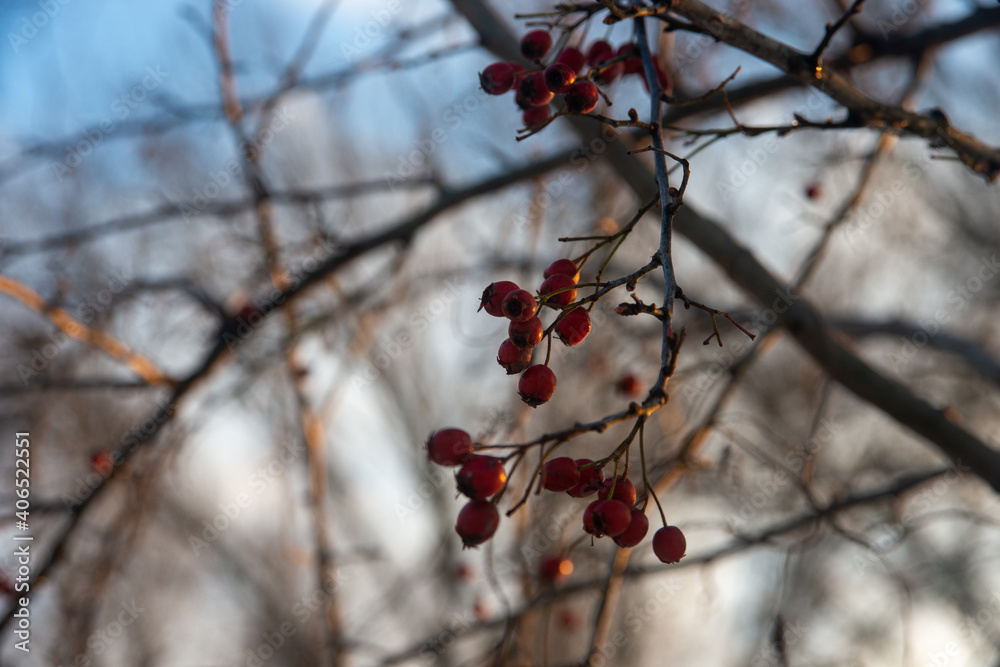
[[567, 459, 605, 498], [599, 476, 636, 506], [641, 59, 672, 94], [559, 608, 581, 630], [509, 316, 544, 349], [520, 30, 553, 60], [540, 273, 577, 307], [540, 555, 573, 583], [617, 43, 642, 74], [497, 339, 532, 374], [584, 499, 631, 537], [518, 72, 554, 107], [806, 182, 824, 200], [595, 59, 624, 85], [91, 451, 115, 477], [518, 364, 557, 407], [236, 300, 263, 323], [613, 509, 649, 548], [555, 309, 591, 346], [541, 457, 581, 492], [454, 563, 475, 581], [555, 47, 586, 74], [522, 105, 551, 127], [456, 500, 500, 548], [480, 63, 516, 95], [456, 455, 508, 499], [480, 281, 519, 317], [586, 40, 614, 67], [543, 63, 576, 94], [502, 288, 538, 322], [427, 428, 474, 467], [616, 373, 642, 397], [652, 525, 687, 563], [543, 258, 579, 281], [564, 81, 599, 114]]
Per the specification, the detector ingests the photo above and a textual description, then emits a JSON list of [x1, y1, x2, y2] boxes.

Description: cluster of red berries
[[480, 259, 592, 407], [479, 30, 672, 128]]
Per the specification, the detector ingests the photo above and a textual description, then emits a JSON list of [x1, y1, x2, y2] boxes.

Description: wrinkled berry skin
[[427, 428, 474, 466], [543, 63, 576, 94], [521, 30, 553, 60], [652, 526, 687, 563], [518, 364, 557, 407], [457, 455, 508, 499], [509, 316, 544, 349], [584, 499, 632, 537], [541, 457, 581, 492], [540, 274, 577, 307], [567, 459, 604, 498], [501, 289, 537, 322], [498, 339, 532, 374], [564, 81, 599, 114], [480, 63, 516, 95], [613, 509, 649, 548], [555, 309, 591, 346], [480, 281, 519, 317], [456, 500, 500, 548]]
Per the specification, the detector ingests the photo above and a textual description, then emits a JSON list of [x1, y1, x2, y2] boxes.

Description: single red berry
[[522, 105, 551, 127], [555, 46, 586, 74], [613, 509, 649, 548], [236, 300, 264, 323], [454, 563, 475, 581], [540, 555, 573, 583], [456, 500, 500, 548], [543, 258, 579, 281], [456, 455, 508, 499], [518, 72, 554, 107], [509, 316, 544, 349], [518, 364, 557, 407], [617, 43, 642, 74], [480, 281, 519, 317], [540, 273, 577, 307], [595, 59, 624, 85], [497, 339, 532, 374], [616, 373, 642, 397], [567, 459, 605, 498], [427, 428, 474, 467], [564, 81, 599, 114], [805, 182, 824, 200], [474, 599, 493, 621], [521, 30, 553, 60], [543, 63, 576, 94], [501, 289, 537, 322], [584, 499, 632, 537], [652, 525, 687, 563], [559, 608, 581, 630], [541, 457, 581, 492], [555, 309, 591, 346], [586, 40, 614, 67], [599, 476, 636, 506], [480, 63, 516, 95], [91, 451, 115, 477]]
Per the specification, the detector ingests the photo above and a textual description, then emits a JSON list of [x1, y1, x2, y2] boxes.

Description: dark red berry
[[564, 81, 599, 114], [555, 46, 586, 74], [543, 63, 576, 94], [613, 509, 649, 548], [540, 273, 577, 307], [584, 499, 631, 537], [540, 555, 573, 583], [595, 59, 624, 85], [541, 457, 581, 492], [456, 455, 508, 499], [616, 373, 642, 397], [498, 339, 532, 374], [480, 63, 516, 95], [522, 105, 551, 127], [555, 309, 591, 346], [652, 526, 686, 563], [543, 259, 579, 281], [521, 30, 553, 60], [518, 72, 554, 107], [586, 40, 614, 67], [599, 476, 636, 506], [427, 428, 474, 467], [567, 459, 605, 498], [509, 316, 544, 349], [501, 289, 537, 322], [617, 43, 642, 74], [456, 500, 500, 548], [480, 281, 519, 317], [91, 451, 114, 477], [805, 182, 824, 200], [518, 364, 557, 407]]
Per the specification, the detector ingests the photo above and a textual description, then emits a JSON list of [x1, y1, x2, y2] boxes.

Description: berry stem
[[639, 420, 668, 527]]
